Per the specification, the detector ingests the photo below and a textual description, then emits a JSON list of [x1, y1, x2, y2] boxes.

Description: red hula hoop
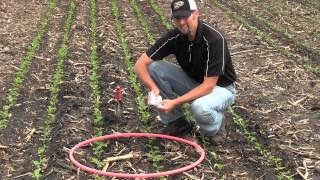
[[69, 133, 205, 178]]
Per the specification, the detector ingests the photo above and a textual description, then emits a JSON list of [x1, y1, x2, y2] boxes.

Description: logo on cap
[[174, 1, 184, 10]]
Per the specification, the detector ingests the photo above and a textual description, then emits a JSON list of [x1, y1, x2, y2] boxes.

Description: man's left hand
[[157, 99, 177, 113]]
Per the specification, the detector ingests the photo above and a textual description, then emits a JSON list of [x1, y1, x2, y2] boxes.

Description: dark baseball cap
[[171, 0, 197, 19]]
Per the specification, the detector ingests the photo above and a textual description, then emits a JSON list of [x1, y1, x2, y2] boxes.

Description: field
[[0, 0, 319, 179]]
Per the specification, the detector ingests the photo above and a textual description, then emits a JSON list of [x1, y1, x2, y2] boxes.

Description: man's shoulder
[[200, 22, 225, 42], [163, 28, 181, 39]]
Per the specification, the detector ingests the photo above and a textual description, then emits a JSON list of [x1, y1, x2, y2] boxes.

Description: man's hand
[[157, 99, 177, 113]]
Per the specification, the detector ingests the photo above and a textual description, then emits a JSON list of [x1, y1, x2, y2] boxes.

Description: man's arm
[[134, 53, 160, 95], [159, 76, 218, 113]]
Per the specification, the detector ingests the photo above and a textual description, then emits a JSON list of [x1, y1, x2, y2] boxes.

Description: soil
[[0, 0, 319, 180]]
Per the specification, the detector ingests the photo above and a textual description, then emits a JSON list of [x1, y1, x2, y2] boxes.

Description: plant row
[[283, 1, 320, 25], [228, 108, 293, 179], [293, 0, 320, 13], [86, 1, 108, 179], [282, 16, 320, 39], [242, 1, 320, 40], [218, 0, 320, 69], [304, 15, 320, 26], [0, 0, 57, 129], [111, 0, 167, 177], [231, 0, 320, 62], [147, 0, 173, 30], [212, 0, 320, 76], [32, 1, 76, 179]]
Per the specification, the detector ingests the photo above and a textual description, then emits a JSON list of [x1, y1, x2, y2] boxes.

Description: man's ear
[[193, 10, 200, 19]]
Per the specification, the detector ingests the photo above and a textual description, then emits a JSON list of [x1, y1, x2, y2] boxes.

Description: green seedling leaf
[[214, 163, 224, 171]]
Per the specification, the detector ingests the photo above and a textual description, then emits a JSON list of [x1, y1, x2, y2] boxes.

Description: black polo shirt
[[146, 20, 236, 87]]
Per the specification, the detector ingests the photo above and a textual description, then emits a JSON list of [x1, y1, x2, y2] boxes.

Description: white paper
[[148, 92, 162, 107]]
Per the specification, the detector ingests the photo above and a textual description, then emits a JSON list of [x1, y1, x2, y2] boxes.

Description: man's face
[[173, 11, 199, 36]]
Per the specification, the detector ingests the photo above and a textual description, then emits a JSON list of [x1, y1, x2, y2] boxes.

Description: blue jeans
[[148, 61, 236, 136]]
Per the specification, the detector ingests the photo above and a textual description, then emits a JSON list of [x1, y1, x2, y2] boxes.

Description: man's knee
[[148, 61, 162, 73], [148, 61, 170, 80], [191, 100, 211, 120]]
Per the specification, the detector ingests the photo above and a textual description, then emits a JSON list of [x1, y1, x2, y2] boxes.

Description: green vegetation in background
[[226, 0, 320, 72], [231, 0, 320, 63], [251, 2, 320, 40], [148, 0, 173, 30], [282, 16, 320, 39], [278, 1, 320, 25], [293, 0, 320, 14], [211, 0, 320, 76], [130, 0, 155, 44], [304, 15, 320, 25], [32, 1, 76, 179], [0, 0, 57, 129]]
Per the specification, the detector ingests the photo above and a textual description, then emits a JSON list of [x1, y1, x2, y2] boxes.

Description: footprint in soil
[[35, 88, 50, 98], [262, 169, 277, 180], [314, 162, 320, 179]]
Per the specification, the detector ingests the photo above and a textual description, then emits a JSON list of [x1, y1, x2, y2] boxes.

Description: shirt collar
[[194, 20, 204, 43]]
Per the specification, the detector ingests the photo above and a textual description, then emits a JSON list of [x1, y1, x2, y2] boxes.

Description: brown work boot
[[210, 114, 227, 145], [161, 117, 191, 137]]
